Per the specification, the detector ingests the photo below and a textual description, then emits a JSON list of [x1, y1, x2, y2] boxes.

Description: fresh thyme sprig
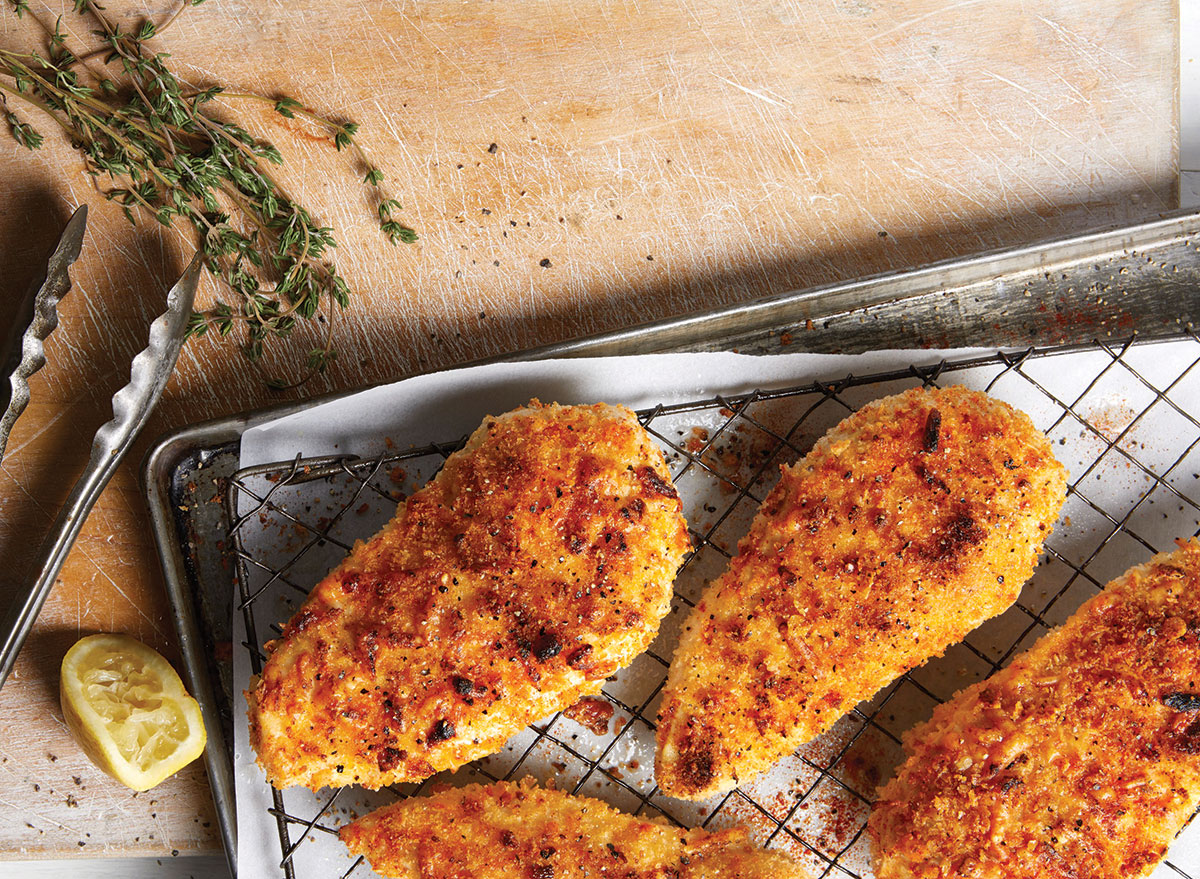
[[0, 0, 416, 388]]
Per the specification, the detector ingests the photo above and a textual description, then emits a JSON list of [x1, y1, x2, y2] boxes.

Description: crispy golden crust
[[656, 386, 1067, 799], [869, 539, 1200, 879], [247, 401, 690, 791], [339, 778, 808, 878]]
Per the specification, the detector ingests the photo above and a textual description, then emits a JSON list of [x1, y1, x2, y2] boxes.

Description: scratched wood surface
[[0, 0, 1177, 858]]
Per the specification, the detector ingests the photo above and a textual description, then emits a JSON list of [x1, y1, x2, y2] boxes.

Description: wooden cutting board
[[0, 0, 1177, 857]]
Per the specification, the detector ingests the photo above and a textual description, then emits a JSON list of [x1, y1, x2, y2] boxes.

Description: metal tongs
[[0, 206, 202, 689]]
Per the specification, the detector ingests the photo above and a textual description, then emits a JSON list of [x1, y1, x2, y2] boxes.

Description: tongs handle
[[0, 440, 117, 685], [0, 254, 202, 690]]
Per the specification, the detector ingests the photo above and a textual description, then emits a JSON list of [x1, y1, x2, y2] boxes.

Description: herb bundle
[[1, 0, 415, 387]]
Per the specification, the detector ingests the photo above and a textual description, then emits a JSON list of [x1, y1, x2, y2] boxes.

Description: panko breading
[[870, 538, 1200, 879], [247, 401, 690, 791], [656, 386, 1067, 799], [339, 778, 808, 879]]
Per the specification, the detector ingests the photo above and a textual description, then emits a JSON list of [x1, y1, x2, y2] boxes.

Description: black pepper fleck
[[1164, 693, 1200, 712]]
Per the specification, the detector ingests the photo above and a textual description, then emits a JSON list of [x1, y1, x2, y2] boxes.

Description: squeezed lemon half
[[60, 633, 206, 791]]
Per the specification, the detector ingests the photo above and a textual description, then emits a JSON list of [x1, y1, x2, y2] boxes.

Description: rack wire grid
[[228, 336, 1200, 879]]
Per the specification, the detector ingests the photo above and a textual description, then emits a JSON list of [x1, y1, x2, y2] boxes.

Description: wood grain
[[0, 0, 1177, 857]]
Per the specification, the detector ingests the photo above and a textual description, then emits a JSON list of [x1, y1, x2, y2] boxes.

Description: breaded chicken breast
[[870, 538, 1200, 879], [339, 778, 808, 878], [247, 401, 690, 791], [656, 386, 1066, 799]]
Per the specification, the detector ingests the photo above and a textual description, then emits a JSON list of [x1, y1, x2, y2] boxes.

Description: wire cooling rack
[[228, 337, 1200, 879]]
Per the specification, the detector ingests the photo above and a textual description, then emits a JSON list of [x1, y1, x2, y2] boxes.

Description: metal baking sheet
[[143, 209, 1200, 876]]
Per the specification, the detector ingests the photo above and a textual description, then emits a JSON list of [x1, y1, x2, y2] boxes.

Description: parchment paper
[[233, 345, 1200, 879]]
